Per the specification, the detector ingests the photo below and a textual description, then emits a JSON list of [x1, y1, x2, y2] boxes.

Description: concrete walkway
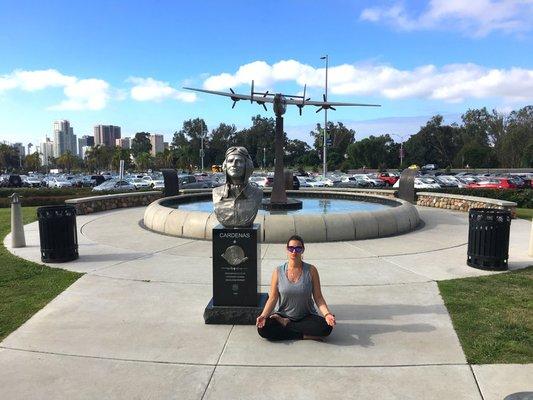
[[1, 206, 531, 399]]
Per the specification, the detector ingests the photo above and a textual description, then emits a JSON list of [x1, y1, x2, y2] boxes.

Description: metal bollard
[[9, 193, 26, 248]]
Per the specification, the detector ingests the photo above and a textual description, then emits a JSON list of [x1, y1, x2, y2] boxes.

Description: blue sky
[[1, 0, 532, 147]]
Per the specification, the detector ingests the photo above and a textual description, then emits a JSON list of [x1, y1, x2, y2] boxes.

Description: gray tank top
[[275, 262, 317, 320]]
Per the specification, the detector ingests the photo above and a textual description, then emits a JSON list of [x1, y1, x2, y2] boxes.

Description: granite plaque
[[212, 224, 260, 306], [161, 169, 179, 197], [398, 168, 417, 204]]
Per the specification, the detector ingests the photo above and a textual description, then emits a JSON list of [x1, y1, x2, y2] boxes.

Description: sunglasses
[[287, 246, 304, 254]]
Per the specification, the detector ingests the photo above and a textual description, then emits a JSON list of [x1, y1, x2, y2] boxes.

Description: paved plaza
[[1, 206, 532, 399]]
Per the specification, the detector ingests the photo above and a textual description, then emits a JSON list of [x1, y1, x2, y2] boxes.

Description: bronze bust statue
[[212, 146, 263, 228]]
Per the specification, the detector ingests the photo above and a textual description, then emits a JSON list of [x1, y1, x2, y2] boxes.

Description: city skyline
[[0, 1, 531, 146]]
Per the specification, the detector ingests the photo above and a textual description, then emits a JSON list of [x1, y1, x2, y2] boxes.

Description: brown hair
[[286, 234, 305, 249]]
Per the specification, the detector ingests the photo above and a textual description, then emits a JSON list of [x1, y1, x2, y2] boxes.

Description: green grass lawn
[[516, 208, 533, 220], [0, 207, 82, 342], [439, 266, 533, 364]]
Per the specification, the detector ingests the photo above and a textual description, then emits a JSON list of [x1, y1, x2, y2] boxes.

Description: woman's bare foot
[[303, 335, 325, 342], [270, 314, 290, 327]]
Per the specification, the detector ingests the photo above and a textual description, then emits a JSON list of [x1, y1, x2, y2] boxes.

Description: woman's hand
[[256, 315, 267, 328], [325, 313, 336, 327]]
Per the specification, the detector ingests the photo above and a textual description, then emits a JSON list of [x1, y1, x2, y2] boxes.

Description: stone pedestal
[[204, 224, 268, 324]]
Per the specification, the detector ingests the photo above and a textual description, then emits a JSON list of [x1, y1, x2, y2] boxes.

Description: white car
[[296, 176, 312, 187], [304, 177, 325, 188], [152, 180, 165, 190], [48, 177, 73, 188], [352, 174, 385, 187], [129, 178, 152, 189], [393, 177, 441, 189], [93, 179, 135, 192], [315, 178, 334, 187]]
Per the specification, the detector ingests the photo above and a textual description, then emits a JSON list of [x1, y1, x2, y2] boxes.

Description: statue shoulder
[[212, 185, 224, 202]]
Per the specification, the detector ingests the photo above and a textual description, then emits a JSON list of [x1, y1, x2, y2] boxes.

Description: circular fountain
[[143, 190, 420, 243]]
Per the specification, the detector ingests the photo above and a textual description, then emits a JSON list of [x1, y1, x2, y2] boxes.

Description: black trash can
[[37, 205, 79, 263], [467, 208, 511, 270]]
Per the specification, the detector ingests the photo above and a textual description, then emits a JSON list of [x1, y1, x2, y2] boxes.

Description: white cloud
[[201, 59, 533, 103], [360, 0, 533, 37], [128, 77, 196, 102], [48, 79, 110, 111], [0, 69, 110, 110]]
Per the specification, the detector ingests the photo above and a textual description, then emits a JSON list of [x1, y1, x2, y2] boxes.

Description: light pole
[[391, 134, 408, 168], [263, 147, 266, 170], [200, 134, 205, 171], [320, 55, 328, 178]]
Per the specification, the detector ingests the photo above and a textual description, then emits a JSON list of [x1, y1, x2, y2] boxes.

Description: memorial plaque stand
[[204, 224, 268, 324]]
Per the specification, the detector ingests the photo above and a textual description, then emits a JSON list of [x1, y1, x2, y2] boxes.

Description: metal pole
[[200, 135, 204, 171], [322, 55, 328, 178], [263, 147, 266, 170], [400, 142, 404, 167]]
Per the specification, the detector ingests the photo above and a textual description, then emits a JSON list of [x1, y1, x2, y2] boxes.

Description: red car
[[467, 178, 518, 189], [377, 172, 399, 186]]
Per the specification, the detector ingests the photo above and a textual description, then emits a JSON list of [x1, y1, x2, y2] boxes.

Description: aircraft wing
[[284, 98, 380, 107], [182, 87, 275, 103]]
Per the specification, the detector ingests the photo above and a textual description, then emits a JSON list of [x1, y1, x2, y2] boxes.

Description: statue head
[[223, 146, 254, 185]]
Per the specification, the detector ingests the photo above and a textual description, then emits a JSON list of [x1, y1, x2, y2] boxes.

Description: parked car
[[178, 174, 214, 189], [296, 176, 312, 187], [339, 176, 369, 188], [129, 178, 152, 190], [467, 178, 518, 189], [22, 175, 42, 187], [47, 177, 73, 188], [377, 172, 399, 186], [152, 180, 165, 190], [421, 164, 437, 171], [93, 179, 135, 192]]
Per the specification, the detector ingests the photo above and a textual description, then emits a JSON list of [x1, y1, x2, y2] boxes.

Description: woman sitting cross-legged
[[256, 235, 336, 341]]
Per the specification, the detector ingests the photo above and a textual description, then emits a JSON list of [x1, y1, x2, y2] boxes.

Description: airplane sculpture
[[183, 82, 380, 208], [184, 81, 380, 117]]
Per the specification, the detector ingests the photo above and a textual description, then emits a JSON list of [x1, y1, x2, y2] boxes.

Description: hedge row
[[419, 188, 532, 208], [0, 187, 94, 197], [0, 188, 157, 208]]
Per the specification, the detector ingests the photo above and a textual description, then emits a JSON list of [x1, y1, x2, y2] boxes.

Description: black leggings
[[257, 314, 332, 341]]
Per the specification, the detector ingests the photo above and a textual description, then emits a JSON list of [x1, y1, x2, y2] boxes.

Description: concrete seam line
[[0, 346, 215, 367], [469, 364, 486, 400], [201, 325, 235, 400]]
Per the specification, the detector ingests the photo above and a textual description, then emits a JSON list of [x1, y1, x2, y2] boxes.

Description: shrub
[[417, 188, 532, 208]]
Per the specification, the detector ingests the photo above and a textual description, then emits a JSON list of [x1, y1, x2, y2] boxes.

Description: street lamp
[[200, 133, 206, 171], [391, 134, 408, 168], [320, 55, 328, 178], [263, 147, 266, 170]]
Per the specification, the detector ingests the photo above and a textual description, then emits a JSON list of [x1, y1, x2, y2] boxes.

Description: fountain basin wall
[[143, 190, 420, 243]]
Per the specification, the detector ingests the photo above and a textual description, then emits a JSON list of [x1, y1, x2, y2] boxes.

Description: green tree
[[56, 151, 79, 173], [310, 122, 356, 170], [403, 115, 463, 168], [346, 134, 398, 169], [85, 145, 114, 172], [498, 106, 533, 167], [131, 132, 152, 157], [135, 152, 153, 171], [234, 115, 277, 167], [24, 152, 41, 171], [173, 118, 208, 168], [285, 139, 312, 167], [0, 144, 19, 171], [111, 147, 133, 171], [207, 123, 237, 165]]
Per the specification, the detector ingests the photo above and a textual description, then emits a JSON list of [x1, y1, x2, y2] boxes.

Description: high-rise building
[[150, 134, 164, 156], [80, 145, 92, 159], [39, 137, 54, 166], [116, 137, 131, 149], [12, 143, 25, 158], [94, 125, 121, 147], [78, 135, 95, 158], [53, 120, 77, 156]]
